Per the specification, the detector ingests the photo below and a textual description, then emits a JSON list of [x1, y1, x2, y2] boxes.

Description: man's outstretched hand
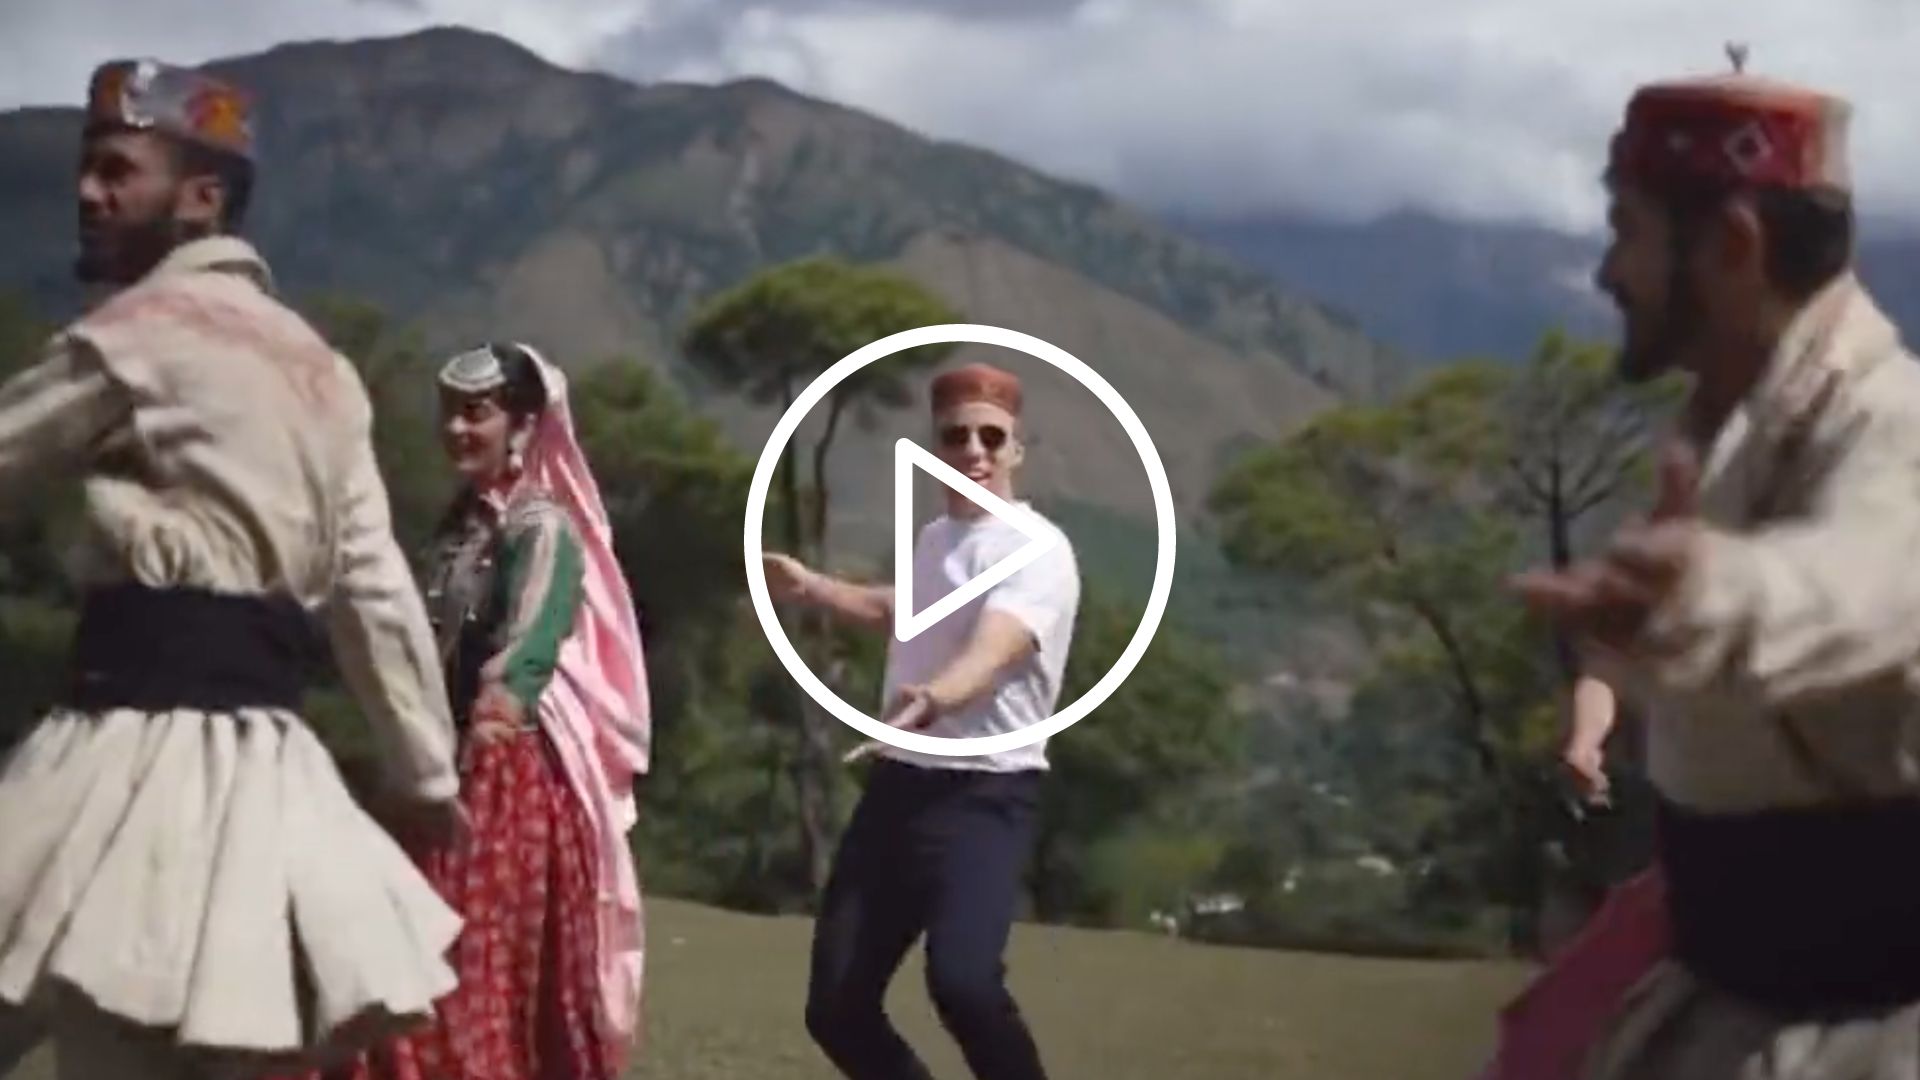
[[882, 685, 940, 730], [1513, 441, 1706, 649], [843, 685, 941, 764], [764, 552, 815, 603]]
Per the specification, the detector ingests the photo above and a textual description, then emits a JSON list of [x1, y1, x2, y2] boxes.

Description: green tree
[[680, 256, 961, 891], [571, 361, 884, 911], [1489, 335, 1678, 924], [572, 362, 759, 667], [1211, 364, 1522, 778], [1032, 586, 1248, 924], [1493, 332, 1678, 679], [681, 256, 962, 562], [1206, 337, 1669, 949], [571, 359, 764, 873]]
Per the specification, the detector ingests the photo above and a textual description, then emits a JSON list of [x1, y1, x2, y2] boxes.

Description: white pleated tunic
[[0, 237, 463, 1068], [1583, 278, 1920, 1077]]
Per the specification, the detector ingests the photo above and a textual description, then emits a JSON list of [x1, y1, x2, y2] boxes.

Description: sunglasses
[[938, 423, 1010, 452]]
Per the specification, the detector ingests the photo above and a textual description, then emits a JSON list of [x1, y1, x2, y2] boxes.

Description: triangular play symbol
[[894, 438, 1059, 643]]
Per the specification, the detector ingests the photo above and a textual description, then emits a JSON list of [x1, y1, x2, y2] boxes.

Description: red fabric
[[1481, 868, 1670, 1080], [930, 362, 1023, 415], [1610, 78, 1831, 192], [292, 734, 614, 1080], [86, 59, 256, 159]]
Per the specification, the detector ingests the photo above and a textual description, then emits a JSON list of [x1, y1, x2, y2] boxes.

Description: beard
[[1614, 311, 1680, 383], [1613, 269, 1704, 385], [74, 209, 197, 286]]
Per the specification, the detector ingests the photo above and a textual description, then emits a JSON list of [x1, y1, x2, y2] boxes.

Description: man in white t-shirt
[[764, 362, 1079, 1080]]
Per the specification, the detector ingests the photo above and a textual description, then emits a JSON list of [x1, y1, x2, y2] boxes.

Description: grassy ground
[[636, 899, 1528, 1080], [2, 898, 1532, 1079]]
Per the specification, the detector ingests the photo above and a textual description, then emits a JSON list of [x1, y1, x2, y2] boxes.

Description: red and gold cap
[[86, 58, 255, 161], [1608, 71, 1849, 194], [930, 363, 1022, 415]]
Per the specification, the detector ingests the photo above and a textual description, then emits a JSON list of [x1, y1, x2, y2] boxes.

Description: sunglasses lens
[[937, 423, 1012, 452]]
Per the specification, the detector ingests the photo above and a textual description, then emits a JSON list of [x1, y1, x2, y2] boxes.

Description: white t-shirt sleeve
[[983, 538, 1079, 652]]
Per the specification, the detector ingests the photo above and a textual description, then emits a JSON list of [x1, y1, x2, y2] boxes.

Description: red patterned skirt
[[306, 732, 614, 1080]]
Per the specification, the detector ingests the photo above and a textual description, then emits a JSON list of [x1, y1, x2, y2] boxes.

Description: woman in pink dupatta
[[307, 341, 650, 1080], [516, 342, 653, 1068]]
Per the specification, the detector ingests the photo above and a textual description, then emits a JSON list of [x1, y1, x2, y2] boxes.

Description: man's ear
[[173, 172, 225, 231]]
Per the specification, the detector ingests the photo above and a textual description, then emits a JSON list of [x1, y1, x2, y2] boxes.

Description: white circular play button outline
[[742, 323, 1177, 756]]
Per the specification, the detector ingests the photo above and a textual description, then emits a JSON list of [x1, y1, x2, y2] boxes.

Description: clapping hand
[[1514, 442, 1706, 650], [460, 682, 525, 773]]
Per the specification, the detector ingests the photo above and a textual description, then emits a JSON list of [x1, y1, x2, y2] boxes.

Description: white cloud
[[0, 0, 418, 107], [4, 0, 1918, 232], [621, 0, 1920, 232]]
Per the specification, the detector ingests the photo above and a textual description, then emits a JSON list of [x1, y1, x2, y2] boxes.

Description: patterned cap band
[[1609, 74, 1849, 194], [930, 362, 1022, 415], [87, 59, 255, 161], [439, 346, 507, 394]]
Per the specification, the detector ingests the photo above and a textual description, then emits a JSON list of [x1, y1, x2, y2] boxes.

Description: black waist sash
[[65, 583, 316, 713], [1659, 794, 1920, 1015]]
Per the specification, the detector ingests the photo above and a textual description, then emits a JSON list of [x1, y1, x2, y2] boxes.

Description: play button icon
[[892, 438, 1060, 644], [744, 323, 1176, 757]]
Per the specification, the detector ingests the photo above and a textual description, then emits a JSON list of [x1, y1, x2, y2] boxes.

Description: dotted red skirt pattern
[[308, 732, 615, 1080]]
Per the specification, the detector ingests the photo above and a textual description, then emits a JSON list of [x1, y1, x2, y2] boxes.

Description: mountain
[[1175, 211, 1612, 365], [1179, 209, 1920, 366], [0, 28, 1404, 540]]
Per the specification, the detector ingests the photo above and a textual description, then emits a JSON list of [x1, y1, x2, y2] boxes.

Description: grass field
[[2, 898, 1533, 1079], [631, 900, 1530, 1079]]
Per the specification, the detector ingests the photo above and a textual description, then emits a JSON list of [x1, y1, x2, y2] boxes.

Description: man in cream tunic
[[0, 60, 464, 1078], [1519, 64, 1920, 1078]]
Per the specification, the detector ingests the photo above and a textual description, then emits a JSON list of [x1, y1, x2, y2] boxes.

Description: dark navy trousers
[[805, 759, 1048, 1080]]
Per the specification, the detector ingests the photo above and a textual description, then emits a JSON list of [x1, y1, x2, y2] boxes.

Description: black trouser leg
[[805, 774, 936, 1080], [806, 763, 1049, 1080], [919, 771, 1048, 1080]]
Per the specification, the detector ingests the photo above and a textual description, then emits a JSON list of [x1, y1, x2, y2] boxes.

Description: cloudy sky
[[2, 0, 1913, 233]]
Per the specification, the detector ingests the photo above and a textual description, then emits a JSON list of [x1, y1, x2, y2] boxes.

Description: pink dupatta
[[516, 348, 652, 1062], [1479, 867, 1668, 1080]]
